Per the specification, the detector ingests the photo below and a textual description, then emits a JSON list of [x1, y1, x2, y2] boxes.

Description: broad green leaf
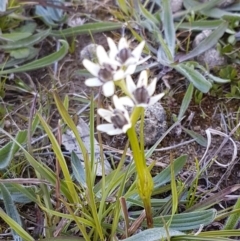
[[71, 151, 86, 187], [122, 228, 184, 241], [0, 47, 39, 69], [0, 130, 27, 169], [0, 32, 32, 42], [179, 21, 228, 62], [174, 64, 212, 93], [0, 39, 68, 74], [143, 209, 217, 230], [0, 29, 51, 50], [202, 7, 240, 19], [183, 0, 223, 11], [0, 184, 23, 241], [0, 183, 37, 204], [161, 0, 175, 58], [10, 48, 30, 59], [0, 206, 34, 241], [153, 155, 187, 190], [178, 83, 194, 120], [51, 22, 122, 38]]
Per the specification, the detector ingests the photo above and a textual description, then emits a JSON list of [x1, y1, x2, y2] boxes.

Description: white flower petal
[[107, 128, 124, 135], [113, 69, 125, 80], [132, 41, 145, 61], [147, 78, 157, 96], [118, 96, 135, 107], [82, 59, 100, 76], [97, 108, 112, 122], [148, 93, 165, 106], [112, 95, 125, 111], [97, 45, 110, 66], [118, 37, 129, 51], [125, 65, 136, 75], [137, 70, 148, 88], [126, 75, 137, 94], [102, 81, 115, 97], [124, 56, 138, 66], [85, 77, 102, 87], [97, 123, 119, 135], [137, 55, 151, 65], [107, 37, 118, 60]]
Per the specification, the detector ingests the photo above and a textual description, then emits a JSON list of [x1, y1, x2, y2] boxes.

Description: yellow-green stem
[[127, 107, 153, 228]]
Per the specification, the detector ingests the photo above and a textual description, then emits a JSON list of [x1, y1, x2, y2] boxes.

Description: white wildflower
[[107, 37, 150, 74], [119, 70, 165, 107], [83, 46, 126, 97], [97, 95, 132, 135]]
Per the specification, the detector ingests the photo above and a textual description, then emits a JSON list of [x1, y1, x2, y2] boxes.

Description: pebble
[[135, 102, 167, 146], [192, 30, 227, 69], [171, 0, 183, 13]]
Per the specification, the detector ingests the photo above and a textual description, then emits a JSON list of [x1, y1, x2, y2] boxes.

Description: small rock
[[171, 0, 183, 13], [192, 30, 227, 69], [135, 102, 167, 146], [79, 43, 99, 61]]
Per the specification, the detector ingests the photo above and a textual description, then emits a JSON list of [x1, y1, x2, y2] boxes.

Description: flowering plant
[[82, 36, 164, 228]]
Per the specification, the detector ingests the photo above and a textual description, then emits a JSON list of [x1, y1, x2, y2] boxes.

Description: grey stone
[[79, 43, 99, 61], [135, 102, 167, 146], [192, 30, 227, 69], [171, 0, 183, 13]]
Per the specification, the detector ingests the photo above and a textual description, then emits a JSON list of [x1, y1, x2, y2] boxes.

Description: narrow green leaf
[[179, 21, 228, 62], [0, 184, 23, 241], [170, 160, 178, 217], [138, 2, 159, 26], [177, 19, 224, 31], [37, 114, 79, 204], [51, 22, 122, 38], [1, 40, 68, 74], [0, 130, 27, 169], [174, 64, 212, 93], [122, 228, 184, 241], [153, 155, 187, 189], [178, 83, 194, 120], [116, 0, 129, 15], [0, 207, 34, 241], [161, 0, 175, 58], [182, 127, 207, 147], [0, 127, 72, 202]]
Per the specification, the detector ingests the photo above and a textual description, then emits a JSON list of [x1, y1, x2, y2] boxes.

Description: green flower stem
[[127, 107, 153, 228]]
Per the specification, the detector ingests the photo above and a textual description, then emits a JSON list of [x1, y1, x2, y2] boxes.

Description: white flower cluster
[[82, 37, 164, 135]]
